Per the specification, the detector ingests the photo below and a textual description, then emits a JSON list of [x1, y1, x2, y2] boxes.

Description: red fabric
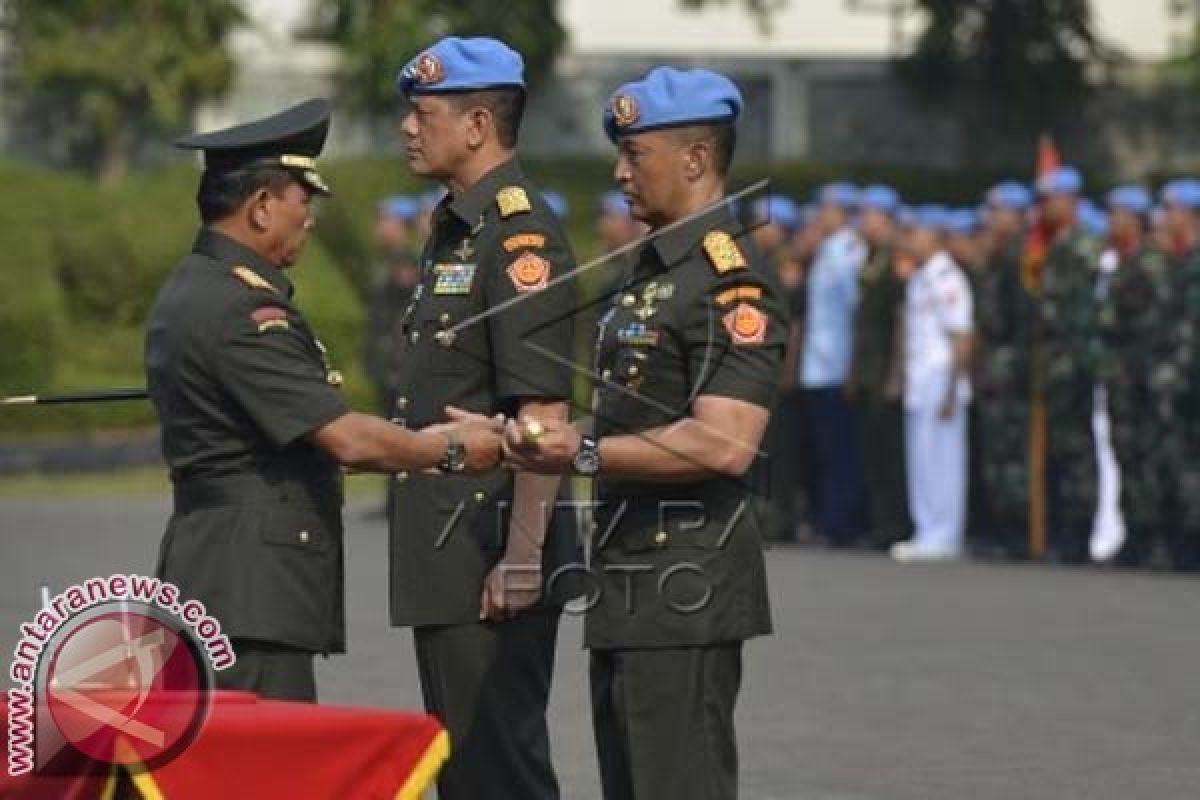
[[2, 691, 446, 799], [1022, 133, 1063, 291]]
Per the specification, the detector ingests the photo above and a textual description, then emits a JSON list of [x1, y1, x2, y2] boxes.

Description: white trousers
[[904, 403, 968, 555]]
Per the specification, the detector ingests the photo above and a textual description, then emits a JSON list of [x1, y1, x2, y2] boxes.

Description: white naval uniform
[[902, 251, 973, 557]]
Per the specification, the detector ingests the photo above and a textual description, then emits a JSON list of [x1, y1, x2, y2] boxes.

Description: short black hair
[[674, 122, 737, 177], [196, 166, 298, 225], [445, 87, 526, 149]]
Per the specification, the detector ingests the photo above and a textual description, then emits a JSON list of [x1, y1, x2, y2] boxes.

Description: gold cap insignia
[[702, 231, 748, 274], [612, 95, 640, 128], [413, 53, 445, 85], [232, 266, 279, 294], [496, 186, 532, 218]]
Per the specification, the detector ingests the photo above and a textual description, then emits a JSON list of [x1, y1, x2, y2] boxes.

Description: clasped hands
[[420, 406, 581, 475]]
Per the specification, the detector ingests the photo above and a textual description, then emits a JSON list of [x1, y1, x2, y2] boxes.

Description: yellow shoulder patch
[[503, 232, 546, 252], [496, 186, 532, 218], [702, 231, 748, 274], [714, 286, 763, 306], [232, 266, 278, 294]]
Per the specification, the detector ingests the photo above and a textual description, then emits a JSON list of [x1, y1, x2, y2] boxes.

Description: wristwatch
[[439, 432, 467, 474], [572, 435, 601, 476]]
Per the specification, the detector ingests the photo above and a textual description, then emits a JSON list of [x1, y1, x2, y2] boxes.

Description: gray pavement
[[2, 494, 1198, 799]]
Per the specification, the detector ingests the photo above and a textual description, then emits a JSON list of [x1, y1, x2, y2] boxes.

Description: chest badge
[[453, 238, 475, 261], [432, 263, 477, 295], [616, 322, 661, 347]]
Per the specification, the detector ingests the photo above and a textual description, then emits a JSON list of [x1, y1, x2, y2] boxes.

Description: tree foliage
[[2, 0, 244, 183], [898, 0, 1118, 120], [311, 0, 566, 116]]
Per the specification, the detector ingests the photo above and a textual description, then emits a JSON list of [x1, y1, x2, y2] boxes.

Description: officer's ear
[[680, 135, 712, 182], [463, 106, 492, 151], [248, 188, 273, 232]]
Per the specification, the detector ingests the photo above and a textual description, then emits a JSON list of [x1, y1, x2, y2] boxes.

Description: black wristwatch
[[572, 435, 601, 476], [439, 432, 467, 474]]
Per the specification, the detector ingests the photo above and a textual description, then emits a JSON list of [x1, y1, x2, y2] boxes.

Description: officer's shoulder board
[[702, 230, 747, 274], [231, 266, 279, 294], [496, 186, 532, 218]]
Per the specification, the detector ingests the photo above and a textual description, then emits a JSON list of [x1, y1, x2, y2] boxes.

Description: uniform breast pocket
[[610, 499, 726, 555], [259, 505, 339, 553]]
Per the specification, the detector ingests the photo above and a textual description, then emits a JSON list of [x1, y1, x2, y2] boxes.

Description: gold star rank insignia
[[496, 186, 532, 218], [702, 231, 748, 274]]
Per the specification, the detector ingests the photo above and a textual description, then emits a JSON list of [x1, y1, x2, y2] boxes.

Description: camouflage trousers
[[975, 394, 1031, 543]]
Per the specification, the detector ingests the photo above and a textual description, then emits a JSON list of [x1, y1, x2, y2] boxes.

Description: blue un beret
[[1106, 186, 1152, 216], [1160, 178, 1200, 210], [604, 67, 742, 143], [816, 182, 860, 209], [753, 195, 801, 232], [860, 185, 900, 214], [944, 209, 980, 236], [599, 190, 630, 217], [1036, 166, 1084, 196], [986, 181, 1033, 211], [912, 205, 950, 232], [1079, 205, 1109, 237], [398, 37, 524, 96], [379, 195, 419, 221], [542, 190, 569, 220]]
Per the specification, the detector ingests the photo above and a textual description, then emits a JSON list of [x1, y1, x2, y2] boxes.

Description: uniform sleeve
[[934, 268, 973, 335], [683, 275, 787, 410], [483, 215, 576, 402], [214, 294, 350, 447]]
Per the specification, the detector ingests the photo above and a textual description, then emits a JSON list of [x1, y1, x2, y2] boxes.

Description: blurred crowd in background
[[362, 162, 1200, 572]]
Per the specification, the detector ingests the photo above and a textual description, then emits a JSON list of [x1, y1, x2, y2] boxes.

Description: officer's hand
[[420, 407, 504, 474], [502, 417, 580, 474], [479, 556, 543, 622]]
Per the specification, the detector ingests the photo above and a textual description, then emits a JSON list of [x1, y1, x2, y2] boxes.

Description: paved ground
[[2, 494, 1198, 799]]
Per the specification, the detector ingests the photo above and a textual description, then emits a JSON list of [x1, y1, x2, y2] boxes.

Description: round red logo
[[42, 606, 211, 768]]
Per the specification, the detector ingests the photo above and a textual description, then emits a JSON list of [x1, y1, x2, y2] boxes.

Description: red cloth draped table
[[1, 690, 448, 799]]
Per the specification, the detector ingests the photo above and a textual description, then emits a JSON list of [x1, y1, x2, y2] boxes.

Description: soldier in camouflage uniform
[[847, 184, 911, 548], [1096, 186, 1167, 566], [974, 182, 1036, 557], [1035, 167, 1103, 564], [1158, 180, 1200, 570]]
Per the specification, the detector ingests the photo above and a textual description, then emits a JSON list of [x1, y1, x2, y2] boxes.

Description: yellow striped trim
[[113, 737, 166, 800], [396, 729, 450, 800], [279, 154, 316, 169]]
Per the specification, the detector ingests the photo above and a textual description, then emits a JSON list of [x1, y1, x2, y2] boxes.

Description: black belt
[[173, 473, 341, 514]]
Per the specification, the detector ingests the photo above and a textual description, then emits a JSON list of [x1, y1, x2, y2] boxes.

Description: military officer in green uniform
[[390, 38, 577, 799], [974, 181, 1036, 557], [1034, 166, 1103, 563], [848, 184, 911, 548], [504, 67, 785, 800], [146, 99, 502, 703]]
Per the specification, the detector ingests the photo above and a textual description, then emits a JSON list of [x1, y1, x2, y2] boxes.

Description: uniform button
[[435, 330, 457, 347], [654, 531, 669, 546], [395, 396, 408, 411], [601, 369, 612, 381], [298, 530, 311, 544], [621, 294, 636, 307], [439, 313, 452, 327], [410, 330, 420, 344], [396, 471, 409, 483], [627, 365, 639, 377], [473, 491, 486, 504]]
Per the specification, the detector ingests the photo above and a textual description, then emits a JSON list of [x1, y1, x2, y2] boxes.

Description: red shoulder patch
[[722, 302, 767, 345], [507, 252, 551, 293], [251, 306, 289, 333]]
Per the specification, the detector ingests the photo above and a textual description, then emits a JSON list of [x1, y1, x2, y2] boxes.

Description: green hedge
[[0, 154, 1040, 438]]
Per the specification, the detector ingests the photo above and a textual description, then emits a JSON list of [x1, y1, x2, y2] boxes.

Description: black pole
[[1, 388, 149, 406]]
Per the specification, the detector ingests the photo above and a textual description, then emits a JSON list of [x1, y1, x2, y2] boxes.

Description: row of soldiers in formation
[[749, 167, 1200, 570]]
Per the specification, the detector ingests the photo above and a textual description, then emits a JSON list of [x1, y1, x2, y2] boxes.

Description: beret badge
[[413, 52, 445, 85], [611, 94, 640, 128]]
